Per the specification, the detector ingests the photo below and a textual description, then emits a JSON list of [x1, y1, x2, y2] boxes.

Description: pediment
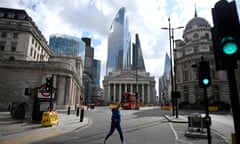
[[111, 71, 147, 81], [116, 73, 136, 80]]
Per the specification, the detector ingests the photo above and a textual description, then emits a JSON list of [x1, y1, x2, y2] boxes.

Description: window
[[32, 38, 34, 44], [17, 14, 25, 19], [1, 32, 7, 38], [212, 85, 220, 102], [195, 85, 203, 104], [193, 33, 199, 39], [30, 47, 33, 56], [7, 13, 15, 19], [11, 42, 17, 52], [183, 86, 189, 103], [183, 70, 188, 81], [33, 51, 36, 59], [205, 33, 209, 40], [13, 33, 18, 39], [0, 12, 4, 18], [194, 46, 199, 53], [0, 42, 5, 51]]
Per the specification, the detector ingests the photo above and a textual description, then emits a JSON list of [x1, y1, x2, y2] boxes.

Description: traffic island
[[185, 130, 208, 138]]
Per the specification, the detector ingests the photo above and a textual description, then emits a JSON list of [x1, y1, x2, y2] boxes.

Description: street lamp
[[161, 17, 184, 117]]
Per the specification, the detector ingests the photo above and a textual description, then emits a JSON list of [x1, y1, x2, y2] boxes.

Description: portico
[[103, 71, 155, 105]]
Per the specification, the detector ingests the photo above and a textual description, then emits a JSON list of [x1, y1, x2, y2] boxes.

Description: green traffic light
[[221, 37, 238, 55], [202, 78, 209, 85]]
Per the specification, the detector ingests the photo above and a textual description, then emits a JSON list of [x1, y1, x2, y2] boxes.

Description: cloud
[[0, 0, 222, 91]]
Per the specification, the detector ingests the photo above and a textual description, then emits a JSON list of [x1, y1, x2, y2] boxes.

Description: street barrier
[[187, 113, 207, 132], [41, 111, 59, 127]]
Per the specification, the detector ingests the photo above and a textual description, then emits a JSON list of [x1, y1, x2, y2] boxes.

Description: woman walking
[[104, 103, 125, 144]]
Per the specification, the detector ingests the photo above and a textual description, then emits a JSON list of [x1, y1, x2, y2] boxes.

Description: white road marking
[[169, 123, 193, 144]]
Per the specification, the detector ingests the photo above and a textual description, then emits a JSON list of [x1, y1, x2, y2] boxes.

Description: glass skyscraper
[[49, 34, 86, 58], [163, 53, 171, 76], [93, 59, 101, 86], [106, 7, 131, 75], [132, 33, 146, 72]]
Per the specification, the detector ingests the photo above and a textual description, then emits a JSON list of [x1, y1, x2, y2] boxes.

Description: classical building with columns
[[103, 71, 156, 105]]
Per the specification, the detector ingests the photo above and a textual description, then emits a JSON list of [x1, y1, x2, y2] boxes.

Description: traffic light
[[211, 0, 240, 67], [198, 61, 211, 88], [45, 77, 52, 92]]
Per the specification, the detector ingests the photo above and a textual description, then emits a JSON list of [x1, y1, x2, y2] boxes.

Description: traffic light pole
[[50, 75, 54, 112], [226, 61, 240, 144], [203, 87, 211, 144]]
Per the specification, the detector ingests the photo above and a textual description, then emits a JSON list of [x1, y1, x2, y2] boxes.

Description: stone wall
[[0, 60, 83, 110]]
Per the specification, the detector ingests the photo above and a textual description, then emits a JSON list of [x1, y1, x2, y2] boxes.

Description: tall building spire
[[194, 3, 198, 17]]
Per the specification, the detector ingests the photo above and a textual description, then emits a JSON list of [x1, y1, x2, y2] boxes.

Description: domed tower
[[174, 10, 230, 107]]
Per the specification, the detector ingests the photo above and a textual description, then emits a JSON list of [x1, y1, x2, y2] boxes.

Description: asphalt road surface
[[30, 107, 230, 144]]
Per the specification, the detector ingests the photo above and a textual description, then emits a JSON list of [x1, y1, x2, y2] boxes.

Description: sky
[[0, 0, 239, 91]]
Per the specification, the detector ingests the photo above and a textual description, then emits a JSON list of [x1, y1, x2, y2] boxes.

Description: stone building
[[174, 12, 231, 107], [103, 71, 156, 105], [0, 7, 84, 111]]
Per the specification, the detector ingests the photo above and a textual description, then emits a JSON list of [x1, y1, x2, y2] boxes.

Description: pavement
[[164, 114, 231, 144], [0, 109, 91, 144]]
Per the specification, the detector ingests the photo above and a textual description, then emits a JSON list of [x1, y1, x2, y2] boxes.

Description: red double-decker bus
[[120, 92, 140, 109]]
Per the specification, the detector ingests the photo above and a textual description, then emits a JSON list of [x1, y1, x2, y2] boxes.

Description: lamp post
[[162, 17, 183, 116], [172, 26, 184, 119]]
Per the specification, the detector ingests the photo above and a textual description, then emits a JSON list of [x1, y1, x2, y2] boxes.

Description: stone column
[[142, 84, 145, 105], [113, 83, 116, 102], [147, 84, 150, 104], [130, 83, 133, 92], [119, 83, 122, 102], [107, 83, 110, 102]]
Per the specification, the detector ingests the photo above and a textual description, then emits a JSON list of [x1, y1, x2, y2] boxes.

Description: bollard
[[67, 106, 71, 115], [80, 106, 84, 122], [76, 107, 79, 117]]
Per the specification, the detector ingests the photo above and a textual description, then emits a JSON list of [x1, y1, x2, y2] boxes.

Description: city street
[[25, 107, 232, 144]]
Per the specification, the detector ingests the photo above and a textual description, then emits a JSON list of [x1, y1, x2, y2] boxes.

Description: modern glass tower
[[132, 33, 146, 72], [106, 7, 131, 75], [163, 53, 171, 76], [49, 34, 86, 58], [93, 59, 101, 86]]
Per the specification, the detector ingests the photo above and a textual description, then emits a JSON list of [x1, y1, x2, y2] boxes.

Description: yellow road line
[[0, 129, 64, 144]]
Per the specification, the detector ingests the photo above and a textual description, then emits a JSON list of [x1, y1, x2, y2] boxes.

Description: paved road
[[30, 107, 230, 144]]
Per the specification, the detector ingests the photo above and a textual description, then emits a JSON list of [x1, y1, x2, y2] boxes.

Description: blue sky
[[0, 0, 239, 90]]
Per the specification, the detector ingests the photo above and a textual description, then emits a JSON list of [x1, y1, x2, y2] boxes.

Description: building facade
[[0, 7, 50, 61], [106, 7, 131, 75], [103, 71, 156, 105], [174, 12, 231, 107], [0, 7, 84, 112]]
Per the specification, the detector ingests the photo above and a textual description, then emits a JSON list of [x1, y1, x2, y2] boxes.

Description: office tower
[[49, 34, 85, 57], [82, 37, 94, 78], [93, 59, 101, 86], [163, 53, 171, 76], [106, 7, 131, 75], [132, 33, 146, 72]]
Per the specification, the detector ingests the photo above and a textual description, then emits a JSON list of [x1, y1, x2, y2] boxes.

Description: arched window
[[193, 33, 199, 39]]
